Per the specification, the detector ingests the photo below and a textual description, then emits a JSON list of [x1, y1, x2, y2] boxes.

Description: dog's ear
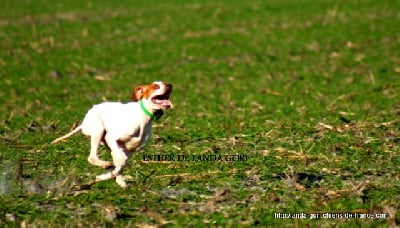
[[132, 85, 144, 101]]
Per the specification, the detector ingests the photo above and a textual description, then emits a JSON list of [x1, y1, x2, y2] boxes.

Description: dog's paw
[[116, 175, 127, 188], [102, 161, 114, 169], [96, 173, 113, 182], [88, 157, 113, 169]]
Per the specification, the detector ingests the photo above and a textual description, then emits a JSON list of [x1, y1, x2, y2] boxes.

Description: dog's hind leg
[[88, 131, 113, 168], [82, 109, 113, 169]]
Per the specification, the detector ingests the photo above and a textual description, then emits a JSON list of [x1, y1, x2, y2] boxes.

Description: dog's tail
[[51, 125, 82, 144]]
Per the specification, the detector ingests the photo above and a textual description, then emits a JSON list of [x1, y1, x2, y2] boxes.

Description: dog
[[51, 81, 173, 187]]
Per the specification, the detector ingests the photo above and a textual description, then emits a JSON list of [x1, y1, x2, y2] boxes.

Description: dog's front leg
[[110, 148, 128, 188], [96, 134, 129, 188]]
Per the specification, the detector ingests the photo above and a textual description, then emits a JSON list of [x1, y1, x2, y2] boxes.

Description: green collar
[[139, 99, 163, 121]]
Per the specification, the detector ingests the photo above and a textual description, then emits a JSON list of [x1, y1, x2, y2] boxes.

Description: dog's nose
[[166, 84, 172, 91]]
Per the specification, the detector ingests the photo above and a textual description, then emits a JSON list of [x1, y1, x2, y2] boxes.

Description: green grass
[[1, 0, 399, 226]]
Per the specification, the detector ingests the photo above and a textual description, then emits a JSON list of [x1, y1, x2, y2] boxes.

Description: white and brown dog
[[52, 81, 173, 187]]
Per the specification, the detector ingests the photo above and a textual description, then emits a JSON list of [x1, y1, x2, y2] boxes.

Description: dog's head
[[132, 81, 173, 110]]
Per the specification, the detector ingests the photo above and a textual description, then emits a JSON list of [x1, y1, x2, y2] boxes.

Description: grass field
[[1, 0, 399, 226]]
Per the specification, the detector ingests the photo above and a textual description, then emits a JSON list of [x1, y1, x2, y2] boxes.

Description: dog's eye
[[152, 84, 160, 89]]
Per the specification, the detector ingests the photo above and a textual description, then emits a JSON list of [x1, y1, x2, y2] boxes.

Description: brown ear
[[132, 85, 144, 101]]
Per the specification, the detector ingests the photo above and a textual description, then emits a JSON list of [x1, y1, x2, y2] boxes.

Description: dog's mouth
[[151, 93, 172, 109]]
